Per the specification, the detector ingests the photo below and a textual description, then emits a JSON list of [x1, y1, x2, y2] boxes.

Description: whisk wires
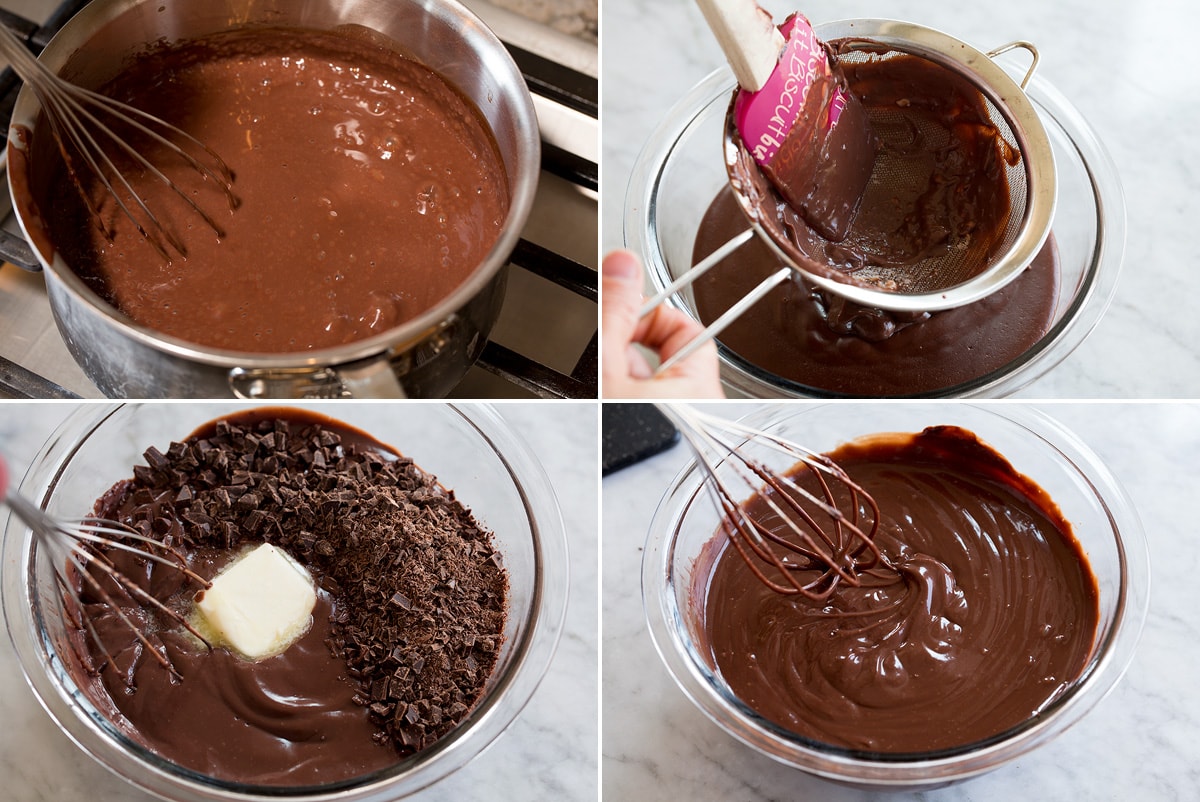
[[660, 405, 888, 600], [0, 25, 237, 263], [5, 490, 211, 684]]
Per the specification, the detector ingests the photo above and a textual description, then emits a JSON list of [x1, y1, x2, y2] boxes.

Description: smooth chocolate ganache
[[36, 27, 509, 353], [66, 409, 508, 785], [692, 186, 1059, 395], [698, 426, 1099, 753]]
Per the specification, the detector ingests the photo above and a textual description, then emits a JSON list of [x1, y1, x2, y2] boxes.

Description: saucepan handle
[[227, 360, 408, 399], [0, 228, 40, 271]]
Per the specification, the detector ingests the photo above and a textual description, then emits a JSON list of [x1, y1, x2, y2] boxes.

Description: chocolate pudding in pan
[[40, 28, 509, 353], [67, 409, 508, 785], [698, 426, 1099, 753]]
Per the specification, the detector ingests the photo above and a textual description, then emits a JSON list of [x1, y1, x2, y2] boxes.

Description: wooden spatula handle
[[695, 0, 784, 92]]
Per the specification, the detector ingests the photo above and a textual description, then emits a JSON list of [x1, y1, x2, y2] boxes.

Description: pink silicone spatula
[[695, 1, 874, 241]]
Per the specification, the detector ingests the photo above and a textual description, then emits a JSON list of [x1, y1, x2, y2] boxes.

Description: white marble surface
[[0, 401, 598, 801], [485, 0, 597, 42], [601, 0, 1200, 398], [602, 402, 1200, 800]]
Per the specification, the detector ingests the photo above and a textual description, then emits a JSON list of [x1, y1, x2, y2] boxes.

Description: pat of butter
[[196, 543, 317, 660]]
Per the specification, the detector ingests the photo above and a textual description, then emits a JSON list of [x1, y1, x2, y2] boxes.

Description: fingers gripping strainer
[[643, 20, 1056, 374]]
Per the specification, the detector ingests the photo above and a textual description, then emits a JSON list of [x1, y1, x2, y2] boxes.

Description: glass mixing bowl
[[643, 404, 1148, 789], [2, 403, 568, 801], [625, 27, 1126, 398]]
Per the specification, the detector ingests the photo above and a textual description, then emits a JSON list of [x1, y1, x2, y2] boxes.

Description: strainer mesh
[[766, 46, 1032, 295]]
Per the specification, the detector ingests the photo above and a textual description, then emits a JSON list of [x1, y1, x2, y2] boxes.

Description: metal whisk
[[659, 404, 889, 599], [2, 472, 211, 683], [0, 23, 236, 263]]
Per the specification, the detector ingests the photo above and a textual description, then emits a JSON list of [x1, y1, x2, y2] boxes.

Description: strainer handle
[[986, 41, 1040, 90], [638, 228, 754, 317], [655, 266, 791, 376]]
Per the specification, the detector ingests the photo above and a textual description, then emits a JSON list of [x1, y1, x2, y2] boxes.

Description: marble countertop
[[603, 402, 1199, 799], [484, 0, 597, 42], [0, 402, 597, 801], [601, 0, 1200, 398]]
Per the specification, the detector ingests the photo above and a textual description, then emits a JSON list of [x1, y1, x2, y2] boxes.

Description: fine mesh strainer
[[643, 20, 1057, 374]]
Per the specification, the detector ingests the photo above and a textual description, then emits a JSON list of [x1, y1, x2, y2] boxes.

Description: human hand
[[601, 250, 724, 398], [0, 453, 9, 501]]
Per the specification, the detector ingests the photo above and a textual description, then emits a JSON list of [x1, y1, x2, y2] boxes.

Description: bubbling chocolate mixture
[[40, 28, 509, 353], [68, 410, 508, 785], [700, 426, 1099, 753], [692, 186, 1059, 395]]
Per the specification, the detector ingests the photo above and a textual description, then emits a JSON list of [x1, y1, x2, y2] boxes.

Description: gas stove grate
[[0, 0, 597, 400]]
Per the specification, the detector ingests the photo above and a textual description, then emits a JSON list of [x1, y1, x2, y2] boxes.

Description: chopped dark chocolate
[[72, 409, 510, 781]]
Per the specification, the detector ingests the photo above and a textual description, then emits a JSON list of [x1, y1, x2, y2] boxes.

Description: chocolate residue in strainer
[[753, 29, 878, 243], [728, 50, 1019, 294]]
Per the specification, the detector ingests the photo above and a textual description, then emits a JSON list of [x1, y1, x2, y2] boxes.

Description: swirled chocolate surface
[[76, 548, 394, 784], [701, 426, 1099, 753], [39, 27, 508, 353], [691, 185, 1058, 395]]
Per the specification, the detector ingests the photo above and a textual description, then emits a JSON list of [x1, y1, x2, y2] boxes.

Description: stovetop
[[0, 0, 597, 399]]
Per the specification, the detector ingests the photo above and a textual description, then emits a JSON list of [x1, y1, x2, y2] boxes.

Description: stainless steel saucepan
[[5, 0, 540, 398]]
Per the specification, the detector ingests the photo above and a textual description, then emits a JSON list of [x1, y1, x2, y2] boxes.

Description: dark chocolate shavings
[[85, 415, 508, 759]]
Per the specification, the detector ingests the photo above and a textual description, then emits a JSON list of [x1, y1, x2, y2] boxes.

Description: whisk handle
[[0, 229, 40, 271], [0, 453, 8, 500]]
